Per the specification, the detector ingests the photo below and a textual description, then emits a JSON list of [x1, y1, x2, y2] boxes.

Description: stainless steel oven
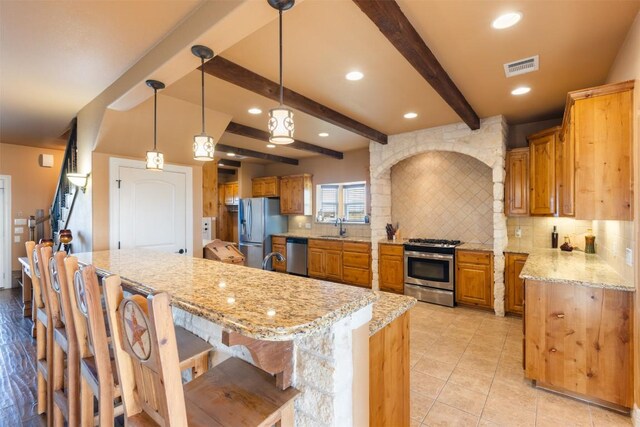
[[404, 239, 460, 307]]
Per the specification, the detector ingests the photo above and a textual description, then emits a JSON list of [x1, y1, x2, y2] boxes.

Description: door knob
[[177, 249, 185, 254]]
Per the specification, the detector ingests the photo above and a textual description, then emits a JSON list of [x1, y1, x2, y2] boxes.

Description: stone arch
[[369, 116, 508, 315]]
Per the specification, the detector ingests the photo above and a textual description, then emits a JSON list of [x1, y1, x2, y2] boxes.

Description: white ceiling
[[0, 0, 202, 148]]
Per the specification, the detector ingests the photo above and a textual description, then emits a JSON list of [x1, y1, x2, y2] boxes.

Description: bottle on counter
[[585, 228, 596, 254], [551, 226, 559, 249]]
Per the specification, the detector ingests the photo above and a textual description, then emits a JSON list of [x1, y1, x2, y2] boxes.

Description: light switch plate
[[515, 227, 522, 238], [626, 248, 633, 266], [305, 223, 311, 229], [14, 218, 26, 226]]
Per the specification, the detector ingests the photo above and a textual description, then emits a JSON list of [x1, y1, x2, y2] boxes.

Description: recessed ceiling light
[[492, 12, 522, 29], [403, 112, 418, 119], [511, 86, 531, 95], [248, 107, 262, 115], [227, 152, 236, 157], [266, 144, 276, 148], [345, 71, 364, 81], [318, 132, 329, 137]]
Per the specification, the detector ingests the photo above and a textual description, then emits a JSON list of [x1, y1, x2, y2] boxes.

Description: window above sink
[[315, 181, 367, 224]]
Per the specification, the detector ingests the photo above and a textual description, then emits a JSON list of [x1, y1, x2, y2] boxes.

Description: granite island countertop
[[369, 291, 416, 336], [272, 233, 371, 243], [503, 241, 533, 254], [519, 249, 634, 292], [74, 249, 378, 341]]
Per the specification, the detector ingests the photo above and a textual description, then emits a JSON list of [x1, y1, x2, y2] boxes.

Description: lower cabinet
[[378, 243, 404, 294], [455, 250, 493, 310], [271, 236, 287, 273], [307, 239, 371, 288], [505, 252, 528, 315]]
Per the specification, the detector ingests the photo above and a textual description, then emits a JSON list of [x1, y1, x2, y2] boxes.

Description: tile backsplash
[[391, 151, 493, 244], [508, 216, 634, 282], [286, 216, 372, 238]]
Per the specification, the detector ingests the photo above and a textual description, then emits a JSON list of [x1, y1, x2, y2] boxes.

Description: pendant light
[[267, 0, 295, 144], [145, 79, 165, 171], [191, 45, 215, 161]]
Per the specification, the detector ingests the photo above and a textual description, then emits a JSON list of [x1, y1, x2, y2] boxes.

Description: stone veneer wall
[[370, 115, 508, 315], [172, 305, 372, 427]]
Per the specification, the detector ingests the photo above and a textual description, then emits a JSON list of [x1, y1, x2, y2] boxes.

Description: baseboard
[[10, 270, 21, 288]]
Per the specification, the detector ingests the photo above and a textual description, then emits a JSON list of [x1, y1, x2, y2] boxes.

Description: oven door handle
[[404, 251, 454, 260]]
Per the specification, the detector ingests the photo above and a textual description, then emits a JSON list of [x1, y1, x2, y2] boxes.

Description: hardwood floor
[[0, 288, 44, 426]]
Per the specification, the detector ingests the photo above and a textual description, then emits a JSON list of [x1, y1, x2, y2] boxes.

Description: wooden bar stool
[[100, 269, 299, 426], [26, 241, 53, 426], [63, 257, 214, 426], [41, 250, 80, 427]]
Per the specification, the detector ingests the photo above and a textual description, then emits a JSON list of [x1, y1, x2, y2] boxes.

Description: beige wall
[[605, 10, 640, 418], [91, 152, 204, 258], [392, 151, 493, 244], [507, 118, 562, 149], [0, 143, 64, 270]]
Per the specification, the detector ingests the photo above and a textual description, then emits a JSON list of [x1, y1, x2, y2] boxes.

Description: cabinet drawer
[[342, 242, 370, 253], [456, 250, 491, 265], [343, 251, 370, 269], [379, 243, 403, 256], [308, 239, 342, 250], [343, 267, 371, 287], [272, 236, 286, 246]]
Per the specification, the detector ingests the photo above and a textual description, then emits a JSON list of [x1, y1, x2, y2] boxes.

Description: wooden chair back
[[64, 256, 92, 359], [103, 274, 188, 425], [49, 251, 77, 342], [35, 245, 62, 328], [25, 241, 45, 311]]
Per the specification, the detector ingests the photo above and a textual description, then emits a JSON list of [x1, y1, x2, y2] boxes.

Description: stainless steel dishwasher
[[286, 237, 308, 276]]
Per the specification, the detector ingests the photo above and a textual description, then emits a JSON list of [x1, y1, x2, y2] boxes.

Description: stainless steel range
[[404, 238, 461, 307]]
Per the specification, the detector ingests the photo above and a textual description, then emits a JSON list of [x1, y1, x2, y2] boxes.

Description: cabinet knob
[[556, 313, 565, 318]]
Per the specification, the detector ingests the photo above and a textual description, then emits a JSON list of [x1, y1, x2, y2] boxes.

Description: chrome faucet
[[335, 218, 347, 237], [262, 252, 286, 270]]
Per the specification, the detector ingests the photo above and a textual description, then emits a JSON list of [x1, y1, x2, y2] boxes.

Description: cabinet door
[[263, 177, 279, 197], [506, 149, 529, 216], [562, 111, 575, 216], [252, 179, 264, 197], [272, 243, 287, 272], [505, 253, 528, 315], [529, 133, 556, 215], [280, 178, 292, 214], [224, 183, 234, 205], [231, 182, 239, 204], [325, 249, 343, 282], [289, 176, 304, 214], [456, 262, 492, 308], [379, 255, 404, 294], [308, 247, 325, 278]]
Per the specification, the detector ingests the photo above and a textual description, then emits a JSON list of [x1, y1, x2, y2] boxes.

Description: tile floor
[[409, 301, 633, 426]]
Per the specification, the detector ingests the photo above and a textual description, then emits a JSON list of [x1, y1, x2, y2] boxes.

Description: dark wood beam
[[215, 143, 299, 166], [202, 57, 388, 144], [352, 0, 480, 130], [225, 122, 343, 160], [217, 158, 241, 168], [218, 168, 237, 175]]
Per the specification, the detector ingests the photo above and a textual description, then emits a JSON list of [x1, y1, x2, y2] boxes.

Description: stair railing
[[50, 118, 78, 249]]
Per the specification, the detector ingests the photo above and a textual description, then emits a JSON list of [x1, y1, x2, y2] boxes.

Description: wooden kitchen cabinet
[[280, 174, 312, 215], [271, 236, 287, 272], [455, 250, 493, 310], [505, 148, 530, 216], [557, 109, 575, 217], [224, 181, 239, 205], [528, 127, 558, 216], [569, 81, 633, 220], [342, 242, 371, 288], [505, 252, 528, 315], [252, 176, 280, 198], [524, 279, 633, 408], [378, 244, 404, 294]]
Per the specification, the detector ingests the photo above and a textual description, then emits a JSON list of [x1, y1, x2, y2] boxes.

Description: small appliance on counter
[[238, 197, 288, 269], [204, 239, 245, 265]]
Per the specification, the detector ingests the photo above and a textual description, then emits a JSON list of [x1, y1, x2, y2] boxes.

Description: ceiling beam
[[217, 158, 241, 168], [202, 57, 388, 144], [215, 143, 299, 166], [226, 122, 344, 160], [352, 0, 480, 130]]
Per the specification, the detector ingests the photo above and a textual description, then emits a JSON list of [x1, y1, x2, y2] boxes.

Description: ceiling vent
[[503, 55, 539, 78]]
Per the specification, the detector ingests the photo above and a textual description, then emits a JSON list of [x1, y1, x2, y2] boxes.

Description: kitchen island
[[74, 249, 415, 426], [520, 249, 634, 411]]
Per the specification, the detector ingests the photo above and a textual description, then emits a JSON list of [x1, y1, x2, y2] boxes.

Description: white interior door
[[0, 176, 10, 289], [116, 165, 188, 254]]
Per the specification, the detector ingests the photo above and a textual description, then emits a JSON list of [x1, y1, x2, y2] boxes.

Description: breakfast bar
[[74, 248, 415, 426]]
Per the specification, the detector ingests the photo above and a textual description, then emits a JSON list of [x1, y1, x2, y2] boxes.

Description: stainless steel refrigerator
[[238, 197, 288, 269]]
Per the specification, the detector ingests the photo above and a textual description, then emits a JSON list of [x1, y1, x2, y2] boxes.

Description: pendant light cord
[[201, 57, 206, 134], [279, 8, 284, 106], [153, 88, 158, 151]]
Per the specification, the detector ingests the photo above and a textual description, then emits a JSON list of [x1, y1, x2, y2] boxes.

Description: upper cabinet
[[528, 127, 558, 216], [280, 174, 312, 215], [505, 148, 529, 216], [557, 111, 575, 217], [569, 81, 634, 220], [223, 181, 239, 206], [252, 176, 280, 198]]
